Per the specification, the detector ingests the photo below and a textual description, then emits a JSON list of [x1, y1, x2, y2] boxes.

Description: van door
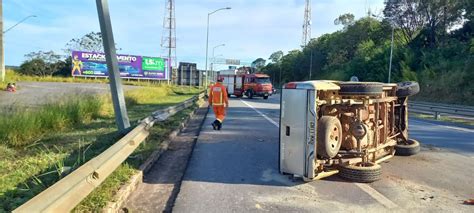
[[280, 89, 308, 176], [279, 88, 317, 178]]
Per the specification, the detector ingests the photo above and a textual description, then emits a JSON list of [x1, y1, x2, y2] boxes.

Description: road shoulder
[[122, 104, 209, 212]]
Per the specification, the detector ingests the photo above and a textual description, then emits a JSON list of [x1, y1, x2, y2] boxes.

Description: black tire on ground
[[228, 94, 231, 98], [339, 162, 382, 183], [263, 96, 269, 99], [395, 139, 420, 156], [317, 116, 342, 158], [339, 82, 384, 96], [396, 81, 420, 97]]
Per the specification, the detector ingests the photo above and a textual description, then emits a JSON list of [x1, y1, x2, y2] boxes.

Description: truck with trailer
[[279, 80, 420, 182]]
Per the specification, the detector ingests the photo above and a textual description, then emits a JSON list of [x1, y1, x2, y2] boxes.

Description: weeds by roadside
[[0, 85, 201, 212]]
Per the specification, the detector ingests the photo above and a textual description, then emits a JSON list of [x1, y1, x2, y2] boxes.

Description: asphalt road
[[0, 81, 138, 108], [173, 95, 473, 212]]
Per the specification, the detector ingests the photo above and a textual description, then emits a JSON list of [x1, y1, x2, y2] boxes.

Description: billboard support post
[[96, 0, 130, 132]]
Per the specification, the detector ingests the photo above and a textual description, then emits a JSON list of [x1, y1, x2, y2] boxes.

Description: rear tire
[[339, 162, 382, 183], [263, 96, 269, 99], [339, 82, 384, 96], [396, 81, 420, 97], [317, 116, 342, 159], [395, 139, 420, 156]]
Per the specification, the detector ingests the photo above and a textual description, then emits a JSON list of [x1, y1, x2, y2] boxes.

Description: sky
[[3, 0, 385, 70]]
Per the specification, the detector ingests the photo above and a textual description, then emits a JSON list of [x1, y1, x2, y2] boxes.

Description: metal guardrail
[[409, 101, 474, 120], [14, 92, 205, 213]]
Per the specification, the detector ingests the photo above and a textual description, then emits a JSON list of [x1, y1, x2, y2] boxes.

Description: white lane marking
[[240, 99, 279, 127], [354, 183, 398, 209], [242, 99, 398, 209], [411, 119, 474, 133]]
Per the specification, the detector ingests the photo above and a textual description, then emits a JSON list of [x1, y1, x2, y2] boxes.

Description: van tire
[[395, 139, 420, 156], [263, 96, 269, 99], [339, 82, 384, 96], [339, 162, 382, 183], [396, 81, 420, 97], [317, 116, 342, 158]]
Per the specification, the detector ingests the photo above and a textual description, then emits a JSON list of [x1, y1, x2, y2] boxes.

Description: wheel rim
[[329, 125, 340, 152]]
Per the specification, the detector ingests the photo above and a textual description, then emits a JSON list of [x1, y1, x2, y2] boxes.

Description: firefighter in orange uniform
[[208, 77, 229, 130]]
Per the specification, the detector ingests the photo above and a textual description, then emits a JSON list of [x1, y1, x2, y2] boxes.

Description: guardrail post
[[434, 111, 440, 120]]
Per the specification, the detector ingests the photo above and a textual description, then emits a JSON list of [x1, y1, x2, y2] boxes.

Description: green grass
[[410, 113, 474, 126], [2, 69, 198, 88], [74, 106, 196, 212], [0, 85, 201, 212], [0, 96, 107, 147]]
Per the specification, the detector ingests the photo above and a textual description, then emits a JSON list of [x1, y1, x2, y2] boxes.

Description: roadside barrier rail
[[14, 92, 205, 213], [409, 101, 474, 120]]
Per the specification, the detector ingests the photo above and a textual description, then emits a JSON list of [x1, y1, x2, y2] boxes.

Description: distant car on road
[[279, 80, 420, 182]]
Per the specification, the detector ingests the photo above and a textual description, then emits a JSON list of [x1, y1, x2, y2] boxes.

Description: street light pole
[[211, 44, 225, 82], [205, 7, 231, 88], [309, 50, 313, 80], [388, 25, 394, 83], [1, 10, 37, 82], [372, 14, 394, 83], [1, 0, 4, 83], [3, 15, 37, 34]]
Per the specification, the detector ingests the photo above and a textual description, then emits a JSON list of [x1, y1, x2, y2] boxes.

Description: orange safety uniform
[[208, 82, 229, 123]]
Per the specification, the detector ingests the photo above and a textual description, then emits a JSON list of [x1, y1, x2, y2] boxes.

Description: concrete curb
[[103, 100, 208, 213]]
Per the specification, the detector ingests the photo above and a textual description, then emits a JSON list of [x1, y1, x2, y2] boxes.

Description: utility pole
[[388, 25, 394, 83], [161, 0, 176, 85], [309, 50, 313, 80], [0, 0, 4, 82], [96, 0, 130, 132], [302, 0, 311, 47]]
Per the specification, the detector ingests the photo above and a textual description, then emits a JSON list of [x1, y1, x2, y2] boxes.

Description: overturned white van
[[279, 80, 420, 182]]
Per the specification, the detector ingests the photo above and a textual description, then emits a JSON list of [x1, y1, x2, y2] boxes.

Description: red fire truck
[[219, 73, 274, 99]]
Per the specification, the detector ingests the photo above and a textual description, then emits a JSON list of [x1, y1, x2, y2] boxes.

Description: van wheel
[[317, 116, 342, 158], [396, 81, 420, 97], [339, 162, 382, 183], [339, 82, 384, 96], [263, 96, 269, 100], [395, 139, 420, 156]]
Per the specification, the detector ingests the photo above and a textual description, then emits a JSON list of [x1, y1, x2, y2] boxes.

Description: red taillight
[[285, 82, 297, 89]]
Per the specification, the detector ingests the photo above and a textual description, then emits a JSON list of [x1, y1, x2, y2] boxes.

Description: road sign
[[225, 59, 240, 65]]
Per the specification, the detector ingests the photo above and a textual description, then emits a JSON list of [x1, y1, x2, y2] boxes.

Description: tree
[[251, 58, 266, 70], [334, 13, 355, 28], [19, 51, 66, 77], [64, 32, 105, 54], [268, 51, 284, 63], [384, 0, 464, 46]]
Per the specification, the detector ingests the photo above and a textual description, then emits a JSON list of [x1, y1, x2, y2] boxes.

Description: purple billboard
[[71, 51, 169, 80]]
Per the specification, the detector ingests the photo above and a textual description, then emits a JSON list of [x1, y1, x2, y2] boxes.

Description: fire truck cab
[[219, 72, 274, 99]]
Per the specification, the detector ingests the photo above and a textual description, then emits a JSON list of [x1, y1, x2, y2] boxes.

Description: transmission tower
[[302, 0, 311, 47], [161, 0, 177, 83]]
